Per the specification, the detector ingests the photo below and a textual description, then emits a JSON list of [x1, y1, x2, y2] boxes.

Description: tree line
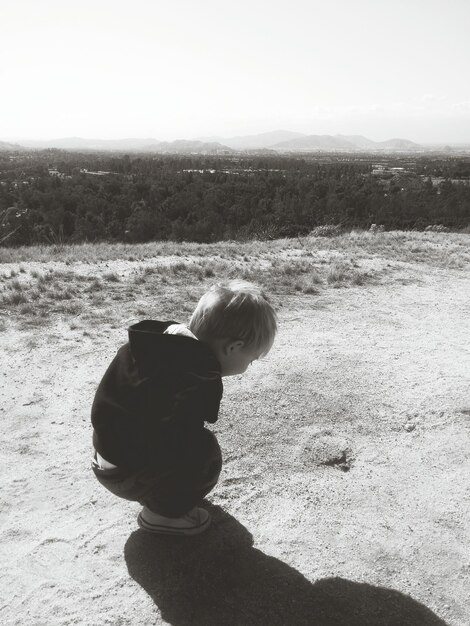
[[1, 150, 469, 246]]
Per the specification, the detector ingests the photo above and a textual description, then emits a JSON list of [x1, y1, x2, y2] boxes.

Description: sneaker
[[137, 506, 211, 536]]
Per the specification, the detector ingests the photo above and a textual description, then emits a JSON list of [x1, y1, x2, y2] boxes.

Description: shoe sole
[[137, 512, 211, 536]]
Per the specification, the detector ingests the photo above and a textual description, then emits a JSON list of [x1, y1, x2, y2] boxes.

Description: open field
[[1, 231, 469, 625]]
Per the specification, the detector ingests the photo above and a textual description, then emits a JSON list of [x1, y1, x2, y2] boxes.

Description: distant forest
[[1, 151, 469, 246]]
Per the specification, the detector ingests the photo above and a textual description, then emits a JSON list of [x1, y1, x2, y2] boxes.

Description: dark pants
[[91, 429, 222, 517]]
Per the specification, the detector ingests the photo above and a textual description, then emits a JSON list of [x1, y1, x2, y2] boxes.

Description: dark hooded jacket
[[91, 320, 223, 471]]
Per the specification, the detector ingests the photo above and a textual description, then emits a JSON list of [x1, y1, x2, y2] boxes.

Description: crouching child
[[91, 280, 277, 535]]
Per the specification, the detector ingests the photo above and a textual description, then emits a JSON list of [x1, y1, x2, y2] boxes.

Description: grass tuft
[[103, 272, 120, 282], [19, 303, 36, 315], [10, 279, 23, 291], [327, 263, 351, 286], [3, 291, 28, 305]]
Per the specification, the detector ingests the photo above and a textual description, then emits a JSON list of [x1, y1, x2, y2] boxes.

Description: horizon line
[[2, 132, 470, 146]]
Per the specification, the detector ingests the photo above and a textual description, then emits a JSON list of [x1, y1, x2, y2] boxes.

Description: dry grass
[[1, 231, 468, 327], [305, 230, 470, 269], [1, 230, 469, 268]]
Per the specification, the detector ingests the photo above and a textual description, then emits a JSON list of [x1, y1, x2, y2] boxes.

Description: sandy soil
[[1, 260, 469, 625]]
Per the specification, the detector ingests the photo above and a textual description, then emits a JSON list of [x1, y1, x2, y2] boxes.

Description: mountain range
[[0, 132, 467, 153]]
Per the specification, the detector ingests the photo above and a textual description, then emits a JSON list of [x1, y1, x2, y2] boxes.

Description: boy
[[91, 280, 277, 535]]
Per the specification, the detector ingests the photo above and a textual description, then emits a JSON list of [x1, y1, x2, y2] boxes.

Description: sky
[[1, 0, 470, 143]]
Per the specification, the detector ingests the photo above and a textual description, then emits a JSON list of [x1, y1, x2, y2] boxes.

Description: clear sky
[[1, 0, 469, 143]]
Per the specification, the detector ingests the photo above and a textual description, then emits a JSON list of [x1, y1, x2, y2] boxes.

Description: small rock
[[405, 423, 416, 432], [300, 435, 352, 471]]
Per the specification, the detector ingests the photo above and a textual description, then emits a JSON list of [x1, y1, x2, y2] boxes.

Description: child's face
[[217, 340, 264, 377]]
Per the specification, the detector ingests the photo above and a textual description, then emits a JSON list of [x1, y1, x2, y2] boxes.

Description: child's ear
[[225, 339, 244, 355]]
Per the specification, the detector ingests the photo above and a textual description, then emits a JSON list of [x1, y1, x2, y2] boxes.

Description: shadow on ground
[[124, 503, 447, 626]]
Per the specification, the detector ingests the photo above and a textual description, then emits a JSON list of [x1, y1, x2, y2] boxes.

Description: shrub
[[425, 224, 450, 233], [310, 225, 342, 238]]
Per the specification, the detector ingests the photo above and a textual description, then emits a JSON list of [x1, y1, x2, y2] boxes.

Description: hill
[[272, 134, 423, 152], [375, 137, 422, 150], [208, 130, 305, 150], [4, 131, 429, 153], [16, 137, 233, 153], [273, 134, 357, 151], [0, 140, 25, 151], [0, 232, 468, 625]]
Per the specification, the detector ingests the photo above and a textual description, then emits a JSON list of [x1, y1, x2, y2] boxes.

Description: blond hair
[[189, 280, 277, 356]]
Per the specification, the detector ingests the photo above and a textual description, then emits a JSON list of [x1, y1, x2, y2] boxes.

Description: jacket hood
[[128, 320, 221, 378]]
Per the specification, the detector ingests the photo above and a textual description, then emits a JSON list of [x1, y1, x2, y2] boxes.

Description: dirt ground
[[1, 259, 469, 625]]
